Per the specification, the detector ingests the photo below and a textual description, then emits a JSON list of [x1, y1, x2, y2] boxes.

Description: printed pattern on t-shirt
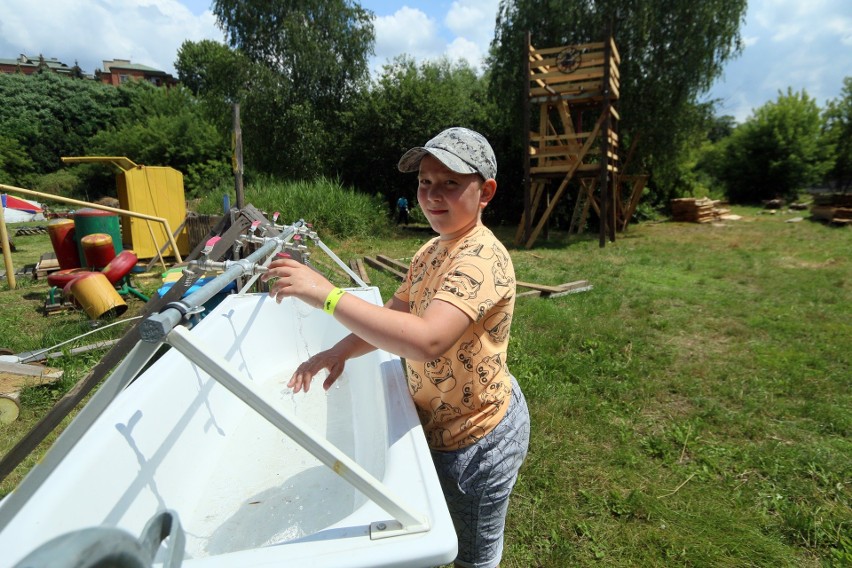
[[394, 224, 516, 450]]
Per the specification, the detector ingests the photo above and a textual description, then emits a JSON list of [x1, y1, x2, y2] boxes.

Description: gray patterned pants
[[430, 377, 530, 568]]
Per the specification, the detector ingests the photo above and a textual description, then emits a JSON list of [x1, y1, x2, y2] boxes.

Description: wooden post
[[233, 103, 245, 210], [599, 32, 612, 247], [522, 31, 532, 245], [0, 199, 15, 290]]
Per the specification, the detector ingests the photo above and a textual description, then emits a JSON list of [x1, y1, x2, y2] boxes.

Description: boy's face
[[417, 155, 496, 241]]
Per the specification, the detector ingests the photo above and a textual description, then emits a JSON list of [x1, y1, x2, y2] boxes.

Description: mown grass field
[[1, 202, 850, 566]]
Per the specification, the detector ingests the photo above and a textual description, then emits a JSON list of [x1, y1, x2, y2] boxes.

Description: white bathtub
[[0, 288, 456, 567]]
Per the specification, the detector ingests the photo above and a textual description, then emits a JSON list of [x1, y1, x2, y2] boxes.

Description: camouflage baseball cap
[[398, 127, 497, 180]]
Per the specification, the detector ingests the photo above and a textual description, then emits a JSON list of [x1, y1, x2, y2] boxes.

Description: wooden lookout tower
[[516, 33, 647, 249]]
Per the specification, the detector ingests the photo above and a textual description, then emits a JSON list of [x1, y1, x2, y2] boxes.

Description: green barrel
[[73, 208, 123, 266]]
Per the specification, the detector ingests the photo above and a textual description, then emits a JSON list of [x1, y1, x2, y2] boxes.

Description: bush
[[184, 160, 233, 199], [31, 170, 85, 199], [193, 176, 392, 239]]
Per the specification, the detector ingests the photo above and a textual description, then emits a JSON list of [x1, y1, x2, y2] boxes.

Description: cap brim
[[398, 147, 478, 176]]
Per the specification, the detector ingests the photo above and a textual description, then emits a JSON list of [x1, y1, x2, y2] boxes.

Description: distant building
[[96, 59, 177, 87], [0, 54, 85, 77], [0, 54, 176, 87]]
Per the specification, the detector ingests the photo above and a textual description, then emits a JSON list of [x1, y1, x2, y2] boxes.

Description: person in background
[[396, 194, 410, 225], [262, 127, 530, 568]]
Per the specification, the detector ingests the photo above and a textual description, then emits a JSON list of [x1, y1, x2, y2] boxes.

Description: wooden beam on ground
[[364, 256, 406, 281], [348, 258, 370, 285], [0, 361, 63, 384], [516, 280, 593, 299], [517, 281, 570, 294], [376, 255, 409, 273], [0, 361, 61, 378]]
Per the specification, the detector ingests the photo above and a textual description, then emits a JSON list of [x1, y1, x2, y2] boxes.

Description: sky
[[0, 0, 850, 123]]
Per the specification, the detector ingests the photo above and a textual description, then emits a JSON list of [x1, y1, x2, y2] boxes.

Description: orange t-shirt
[[394, 224, 516, 450]]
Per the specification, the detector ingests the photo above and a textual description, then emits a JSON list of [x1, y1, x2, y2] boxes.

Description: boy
[[262, 127, 530, 568]]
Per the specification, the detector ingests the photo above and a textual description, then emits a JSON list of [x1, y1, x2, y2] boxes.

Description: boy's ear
[[480, 178, 497, 206]]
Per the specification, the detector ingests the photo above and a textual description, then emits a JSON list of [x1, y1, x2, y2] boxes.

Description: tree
[[340, 56, 497, 207], [0, 72, 123, 176], [175, 40, 251, 133], [822, 76, 852, 190], [209, 1, 375, 179], [0, 134, 34, 185], [708, 115, 737, 143], [87, 81, 230, 198], [212, 0, 374, 107], [719, 88, 832, 203], [488, 0, 747, 208]]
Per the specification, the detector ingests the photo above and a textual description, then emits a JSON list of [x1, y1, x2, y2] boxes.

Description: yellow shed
[[61, 157, 189, 259]]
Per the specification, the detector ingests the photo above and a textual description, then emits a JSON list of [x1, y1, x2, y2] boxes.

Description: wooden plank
[[610, 37, 621, 65], [532, 42, 606, 56], [530, 83, 605, 98], [376, 254, 409, 272], [516, 281, 568, 294], [363, 256, 406, 281], [531, 131, 594, 143], [531, 163, 601, 174], [0, 361, 63, 381], [529, 56, 607, 80], [531, 66, 605, 83], [517, 280, 593, 299], [349, 258, 370, 285]]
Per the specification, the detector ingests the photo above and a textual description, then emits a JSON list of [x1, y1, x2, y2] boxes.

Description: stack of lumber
[[34, 252, 60, 279], [671, 198, 728, 223], [810, 194, 852, 224]]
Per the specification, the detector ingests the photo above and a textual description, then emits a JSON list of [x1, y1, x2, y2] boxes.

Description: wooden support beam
[[525, 111, 607, 249]]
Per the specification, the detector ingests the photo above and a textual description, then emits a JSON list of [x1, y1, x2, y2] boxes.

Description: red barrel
[[101, 250, 138, 284], [47, 219, 80, 270], [47, 268, 90, 288], [81, 233, 116, 270]]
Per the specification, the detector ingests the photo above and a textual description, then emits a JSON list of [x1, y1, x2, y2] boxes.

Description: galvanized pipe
[[140, 224, 297, 343]]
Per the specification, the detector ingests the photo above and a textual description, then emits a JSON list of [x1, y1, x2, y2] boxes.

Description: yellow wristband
[[323, 287, 346, 315]]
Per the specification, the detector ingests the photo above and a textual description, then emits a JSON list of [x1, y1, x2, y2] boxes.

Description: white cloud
[[366, 1, 499, 77], [446, 37, 483, 70], [445, 0, 500, 49], [373, 7, 444, 65], [708, 0, 852, 121]]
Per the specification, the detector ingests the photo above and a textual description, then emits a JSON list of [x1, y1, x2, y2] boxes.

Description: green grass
[[1, 204, 850, 566]]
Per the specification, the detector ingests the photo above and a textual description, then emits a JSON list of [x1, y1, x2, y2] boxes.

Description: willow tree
[[211, 0, 375, 178], [488, 0, 747, 206]]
